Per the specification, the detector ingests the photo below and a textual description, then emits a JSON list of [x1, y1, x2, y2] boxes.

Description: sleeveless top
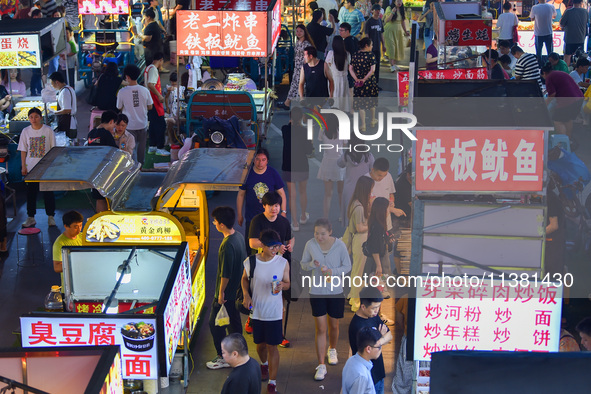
[[304, 59, 329, 98]]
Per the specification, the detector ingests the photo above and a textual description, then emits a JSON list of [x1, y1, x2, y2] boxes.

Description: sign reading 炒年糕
[[0, 35, 40, 69], [414, 278, 562, 361], [415, 129, 545, 192]]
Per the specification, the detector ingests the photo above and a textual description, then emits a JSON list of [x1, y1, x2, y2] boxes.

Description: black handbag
[[56, 86, 77, 139], [87, 80, 100, 106]]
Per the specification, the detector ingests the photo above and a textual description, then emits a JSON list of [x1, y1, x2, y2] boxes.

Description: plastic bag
[[215, 304, 230, 327]]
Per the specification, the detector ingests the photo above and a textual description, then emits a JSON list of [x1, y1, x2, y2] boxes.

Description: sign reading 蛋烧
[[0, 35, 40, 68]]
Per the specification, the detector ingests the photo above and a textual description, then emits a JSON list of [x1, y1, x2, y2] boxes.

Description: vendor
[[52, 210, 84, 286], [548, 0, 565, 22], [481, 49, 506, 79], [1, 70, 27, 97], [425, 34, 438, 70]]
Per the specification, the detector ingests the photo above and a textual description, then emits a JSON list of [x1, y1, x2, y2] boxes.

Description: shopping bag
[[215, 304, 230, 326]]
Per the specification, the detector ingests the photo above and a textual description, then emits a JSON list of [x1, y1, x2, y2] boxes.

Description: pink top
[[2, 80, 27, 97]]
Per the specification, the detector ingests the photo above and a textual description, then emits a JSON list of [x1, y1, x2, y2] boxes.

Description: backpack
[[236, 254, 257, 315]]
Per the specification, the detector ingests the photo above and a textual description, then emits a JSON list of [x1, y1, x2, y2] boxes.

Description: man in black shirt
[[365, 5, 386, 84], [142, 8, 163, 66], [306, 9, 335, 60], [348, 287, 393, 394], [298, 46, 335, 99], [207, 207, 247, 370], [339, 22, 359, 96], [87, 110, 118, 148], [481, 49, 505, 80], [221, 333, 262, 394]]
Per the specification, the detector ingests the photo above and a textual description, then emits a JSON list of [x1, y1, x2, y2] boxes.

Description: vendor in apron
[[549, 0, 565, 22]]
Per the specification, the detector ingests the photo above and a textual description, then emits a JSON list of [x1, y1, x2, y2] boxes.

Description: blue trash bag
[[548, 148, 591, 189]]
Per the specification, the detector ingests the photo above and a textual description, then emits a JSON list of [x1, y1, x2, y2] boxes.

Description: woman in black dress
[[349, 37, 379, 131]]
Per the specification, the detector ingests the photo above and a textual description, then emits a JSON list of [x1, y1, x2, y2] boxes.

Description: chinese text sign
[[414, 279, 562, 361], [415, 129, 545, 192], [0, 35, 40, 69], [21, 316, 159, 379], [444, 20, 492, 46]]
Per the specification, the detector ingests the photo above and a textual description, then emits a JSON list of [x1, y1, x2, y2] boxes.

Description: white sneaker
[[205, 355, 230, 370], [291, 223, 300, 232], [327, 348, 338, 365], [314, 364, 327, 380], [156, 148, 171, 156], [390, 65, 399, 72], [22, 217, 36, 228], [47, 216, 57, 227], [148, 146, 157, 154]]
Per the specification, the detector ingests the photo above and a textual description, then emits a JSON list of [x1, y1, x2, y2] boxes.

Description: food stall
[[433, 2, 492, 68], [0, 345, 123, 394], [20, 243, 192, 388], [176, 0, 281, 141], [25, 146, 254, 357], [0, 17, 66, 182], [77, 0, 137, 87]]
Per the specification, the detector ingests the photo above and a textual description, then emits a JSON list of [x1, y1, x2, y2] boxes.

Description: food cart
[[176, 0, 282, 140], [20, 243, 192, 387], [77, 0, 137, 87], [0, 345, 123, 393], [433, 2, 492, 68], [25, 146, 254, 349], [0, 17, 66, 182]]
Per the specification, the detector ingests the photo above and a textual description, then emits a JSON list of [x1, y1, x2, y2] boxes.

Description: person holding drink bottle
[[300, 218, 351, 381], [241, 229, 290, 394]]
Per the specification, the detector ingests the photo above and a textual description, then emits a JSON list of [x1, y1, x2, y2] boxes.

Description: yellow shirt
[[52, 233, 84, 287]]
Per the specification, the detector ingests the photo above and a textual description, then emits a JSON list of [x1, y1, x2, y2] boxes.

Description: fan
[[201, 79, 224, 91]]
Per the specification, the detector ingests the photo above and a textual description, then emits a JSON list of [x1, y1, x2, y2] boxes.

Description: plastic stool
[[89, 109, 106, 132], [549, 134, 570, 152], [17, 227, 44, 267]]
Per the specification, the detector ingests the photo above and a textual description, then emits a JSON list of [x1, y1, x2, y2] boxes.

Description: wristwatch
[[281, 210, 287, 214]]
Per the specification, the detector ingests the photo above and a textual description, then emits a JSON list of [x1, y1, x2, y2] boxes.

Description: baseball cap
[[260, 229, 282, 247]]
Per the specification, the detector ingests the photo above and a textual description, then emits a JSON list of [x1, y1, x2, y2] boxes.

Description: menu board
[[0, 35, 40, 68], [414, 278, 562, 361], [85, 214, 183, 244], [21, 316, 159, 379], [161, 244, 192, 375], [78, 0, 128, 14]]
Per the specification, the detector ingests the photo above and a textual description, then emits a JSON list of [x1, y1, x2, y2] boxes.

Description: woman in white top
[[325, 36, 351, 112], [496, 1, 519, 46], [317, 119, 346, 219], [300, 218, 351, 380]]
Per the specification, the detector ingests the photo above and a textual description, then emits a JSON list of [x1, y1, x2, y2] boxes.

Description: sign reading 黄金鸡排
[[176, 9, 280, 57], [415, 129, 544, 192], [414, 279, 562, 361]]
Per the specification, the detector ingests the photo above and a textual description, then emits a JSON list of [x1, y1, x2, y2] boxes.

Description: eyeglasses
[[370, 344, 382, 349], [268, 244, 281, 250]]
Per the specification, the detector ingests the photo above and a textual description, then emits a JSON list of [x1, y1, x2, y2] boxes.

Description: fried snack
[[0, 52, 17, 67], [87, 217, 120, 242], [18, 51, 37, 66]]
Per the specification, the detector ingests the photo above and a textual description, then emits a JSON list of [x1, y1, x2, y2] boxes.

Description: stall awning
[[156, 148, 254, 196], [0, 17, 63, 34], [25, 146, 141, 200]]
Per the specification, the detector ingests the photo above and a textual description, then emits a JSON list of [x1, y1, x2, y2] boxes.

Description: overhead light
[[116, 263, 132, 284], [103, 297, 119, 314]]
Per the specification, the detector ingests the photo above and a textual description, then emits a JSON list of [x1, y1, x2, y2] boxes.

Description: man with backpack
[[206, 207, 247, 370]]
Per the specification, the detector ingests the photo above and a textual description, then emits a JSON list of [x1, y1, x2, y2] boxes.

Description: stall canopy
[[0, 18, 67, 67], [25, 146, 141, 199]]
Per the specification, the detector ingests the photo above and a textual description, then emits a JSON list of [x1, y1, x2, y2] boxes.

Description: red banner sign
[[397, 68, 487, 106], [444, 19, 492, 46], [195, 0, 270, 10], [415, 129, 545, 192], [177, 9, 279, 57]]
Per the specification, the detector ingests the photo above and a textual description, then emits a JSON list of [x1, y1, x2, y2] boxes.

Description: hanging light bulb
[[103, 297, 119, 314], [116, 263, 132, 284]]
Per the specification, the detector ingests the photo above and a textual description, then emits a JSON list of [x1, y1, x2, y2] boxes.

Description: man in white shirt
[[342, 326, 382, 394], [49, 71, 77, 138], [116, 64, 153, 165], [529, 0, 556, 65], [366, 158, 406, 224], [569, 57, 590, 90]]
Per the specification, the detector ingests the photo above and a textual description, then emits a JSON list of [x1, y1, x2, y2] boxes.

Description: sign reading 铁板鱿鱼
[[415, 129, 545, 192]]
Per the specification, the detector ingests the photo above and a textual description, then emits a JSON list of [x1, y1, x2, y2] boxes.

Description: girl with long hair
[[383, 0, 409, 72], [346, 175, 374, 311], [1, 69, 26, 97], [325, 36, 351, 111], [281, 24, 315, 109], [349, 37, 379, 131], [365, 197, 391, 277]]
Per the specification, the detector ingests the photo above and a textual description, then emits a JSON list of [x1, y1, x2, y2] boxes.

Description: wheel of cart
[[186, 90, 260, 150]]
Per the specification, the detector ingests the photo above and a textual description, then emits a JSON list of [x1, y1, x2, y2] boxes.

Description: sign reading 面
[[21, 316, 159, 379], [0, 34, 41, 68], [444, 19, 492, 46], [85, 214, 183, 244], [415, 129, 545, 192], [177, 10, 274, 57], [414, 279, 562, 361], [397, 68, 487, 106], [161, 244, 192, 375]]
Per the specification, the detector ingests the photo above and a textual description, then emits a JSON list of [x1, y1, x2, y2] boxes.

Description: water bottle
[[271, 275, 281, 295], [44, 286, 64, 312], [241, 128, 256, 148]]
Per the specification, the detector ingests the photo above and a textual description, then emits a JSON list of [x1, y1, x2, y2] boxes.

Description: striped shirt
[[339, 7, 365, 36], [515, 53, 542, 89]]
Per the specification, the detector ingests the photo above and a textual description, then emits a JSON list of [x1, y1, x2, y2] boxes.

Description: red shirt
[[545, 70, 584, 98]]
